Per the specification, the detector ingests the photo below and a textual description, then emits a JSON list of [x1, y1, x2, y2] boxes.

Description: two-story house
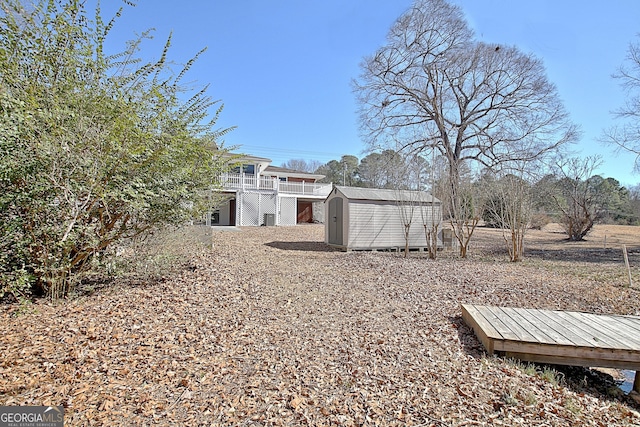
[[211, 155, 332, 226]]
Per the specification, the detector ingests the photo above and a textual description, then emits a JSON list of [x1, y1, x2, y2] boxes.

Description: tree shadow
[[73, 272, 168, 297], [526, 247, 640, 264], [451, 315, 487, 359], [451, 315, 639, 407], [264, 241, 340, 252]]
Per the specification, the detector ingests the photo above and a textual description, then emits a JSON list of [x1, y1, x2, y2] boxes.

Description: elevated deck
[[219, 173, 332, 198], [461, 304, 640, 392]]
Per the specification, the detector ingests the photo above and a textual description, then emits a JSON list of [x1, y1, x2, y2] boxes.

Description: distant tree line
[[284, 151, 640, 234], [283, 151, 429, 190], [480, 160, 640, 237]]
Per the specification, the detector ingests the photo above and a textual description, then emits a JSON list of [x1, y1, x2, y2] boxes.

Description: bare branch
[[353, 0, 576, 256]]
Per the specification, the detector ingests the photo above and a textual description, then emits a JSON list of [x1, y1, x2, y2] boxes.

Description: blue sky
[[99, 0, 640, 186]]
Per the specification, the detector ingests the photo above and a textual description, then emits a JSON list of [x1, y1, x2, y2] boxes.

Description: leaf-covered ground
[[2, 225, 640, 426]]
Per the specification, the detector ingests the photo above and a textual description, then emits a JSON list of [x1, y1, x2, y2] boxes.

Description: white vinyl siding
[[325, 186, 443, 251], [348, 201, 427, 249]]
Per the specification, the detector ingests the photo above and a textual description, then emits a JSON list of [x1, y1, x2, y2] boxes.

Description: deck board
[[562, 311, 637, 350], [497, 307, 558, 345], [613, 315, 640, 335], [484, 306, 539, 342], [461, 304, 640, 377], [520, 308, 593, 347], [478, 306, 522, 341], [552, 310, 631, 349], [582, 314, 640, 348]]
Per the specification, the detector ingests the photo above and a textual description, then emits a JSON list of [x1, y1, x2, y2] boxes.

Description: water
[[620, 370, 635, 394]]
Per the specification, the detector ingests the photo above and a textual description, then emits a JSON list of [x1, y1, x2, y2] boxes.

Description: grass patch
[[563, 397, 581, 414], [540, 366, 564, 386], [509, 359, 564, 386], [524, 391, 537, 406]]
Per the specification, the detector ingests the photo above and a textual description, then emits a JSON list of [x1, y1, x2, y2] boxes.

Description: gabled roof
[[333, 186, 441, 204], [233, 154, 272, 164], [218, 150, 272, 163], [264, 165, 325, 181]]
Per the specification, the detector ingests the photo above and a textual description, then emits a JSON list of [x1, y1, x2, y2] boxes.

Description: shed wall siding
[[324, 187, 443, 250], [348, 201, 432, 249]]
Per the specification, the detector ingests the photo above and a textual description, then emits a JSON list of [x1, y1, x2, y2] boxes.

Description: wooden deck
[[461, 304, 640, 392]]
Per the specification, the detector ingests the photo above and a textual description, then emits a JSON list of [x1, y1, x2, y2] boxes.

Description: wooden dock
[[461, 304, 640, 392]]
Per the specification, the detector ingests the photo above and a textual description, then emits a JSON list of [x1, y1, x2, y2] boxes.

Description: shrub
[[529, 213, 552, 230], [0, 0, 232, 298]]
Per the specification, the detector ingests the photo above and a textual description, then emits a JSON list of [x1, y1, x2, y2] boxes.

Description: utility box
[[441, 228, 457, 249], [263, 213, 275, 226]]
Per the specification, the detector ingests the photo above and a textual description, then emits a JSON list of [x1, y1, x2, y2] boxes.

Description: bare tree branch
[[353, 0, 577, 256], [602, 35, 640, 172]]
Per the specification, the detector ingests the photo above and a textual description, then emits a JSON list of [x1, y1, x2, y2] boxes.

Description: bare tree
[[281, 158, 323, 173], [483, 172, 533, 262], [395, 189, 419, 258], [603, 35, 640, 170], [391, 153, 439, 257], [419, 197, 440, 259], [629, 184, 640, 222], [429, 156, 479, 257], [353, 0, 577, 257], [551, 156, 605, 241], [418, 149, 440, 259], [448, 178, 481, 258], [392, 153, 419, 257]]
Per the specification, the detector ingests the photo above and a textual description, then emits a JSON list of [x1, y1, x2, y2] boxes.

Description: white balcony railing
[[218, 173, 332, 197]]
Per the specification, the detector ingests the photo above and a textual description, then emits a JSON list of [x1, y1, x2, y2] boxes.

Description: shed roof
[[333, 186, 441, 204]]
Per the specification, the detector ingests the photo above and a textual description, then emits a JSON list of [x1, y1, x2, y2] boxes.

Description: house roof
[[264, 165, 325, 180], [222, 154, 326, 180], [233, 154, 273, 164], [334, 186, 441, 204]]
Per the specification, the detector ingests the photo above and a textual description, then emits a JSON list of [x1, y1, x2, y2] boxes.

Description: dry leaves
[[1, 224, 640, 426]]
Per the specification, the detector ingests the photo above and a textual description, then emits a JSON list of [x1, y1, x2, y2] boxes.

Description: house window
[[211, 210, 220, 224], [231, 164, 255, 174], [279, 177, 287, 182]]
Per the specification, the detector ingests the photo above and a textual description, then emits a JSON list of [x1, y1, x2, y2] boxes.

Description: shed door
[[229, 199, 236, 226], [297, 201, 313, 223], [328, 197, 343, 245]]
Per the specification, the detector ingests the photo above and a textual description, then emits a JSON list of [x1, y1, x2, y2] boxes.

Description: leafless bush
[[82, 225, 212, 292], [529, 213, 552, 230]]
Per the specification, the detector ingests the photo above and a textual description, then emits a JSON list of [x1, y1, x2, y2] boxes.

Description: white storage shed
[[325, 186, 442, 251]]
